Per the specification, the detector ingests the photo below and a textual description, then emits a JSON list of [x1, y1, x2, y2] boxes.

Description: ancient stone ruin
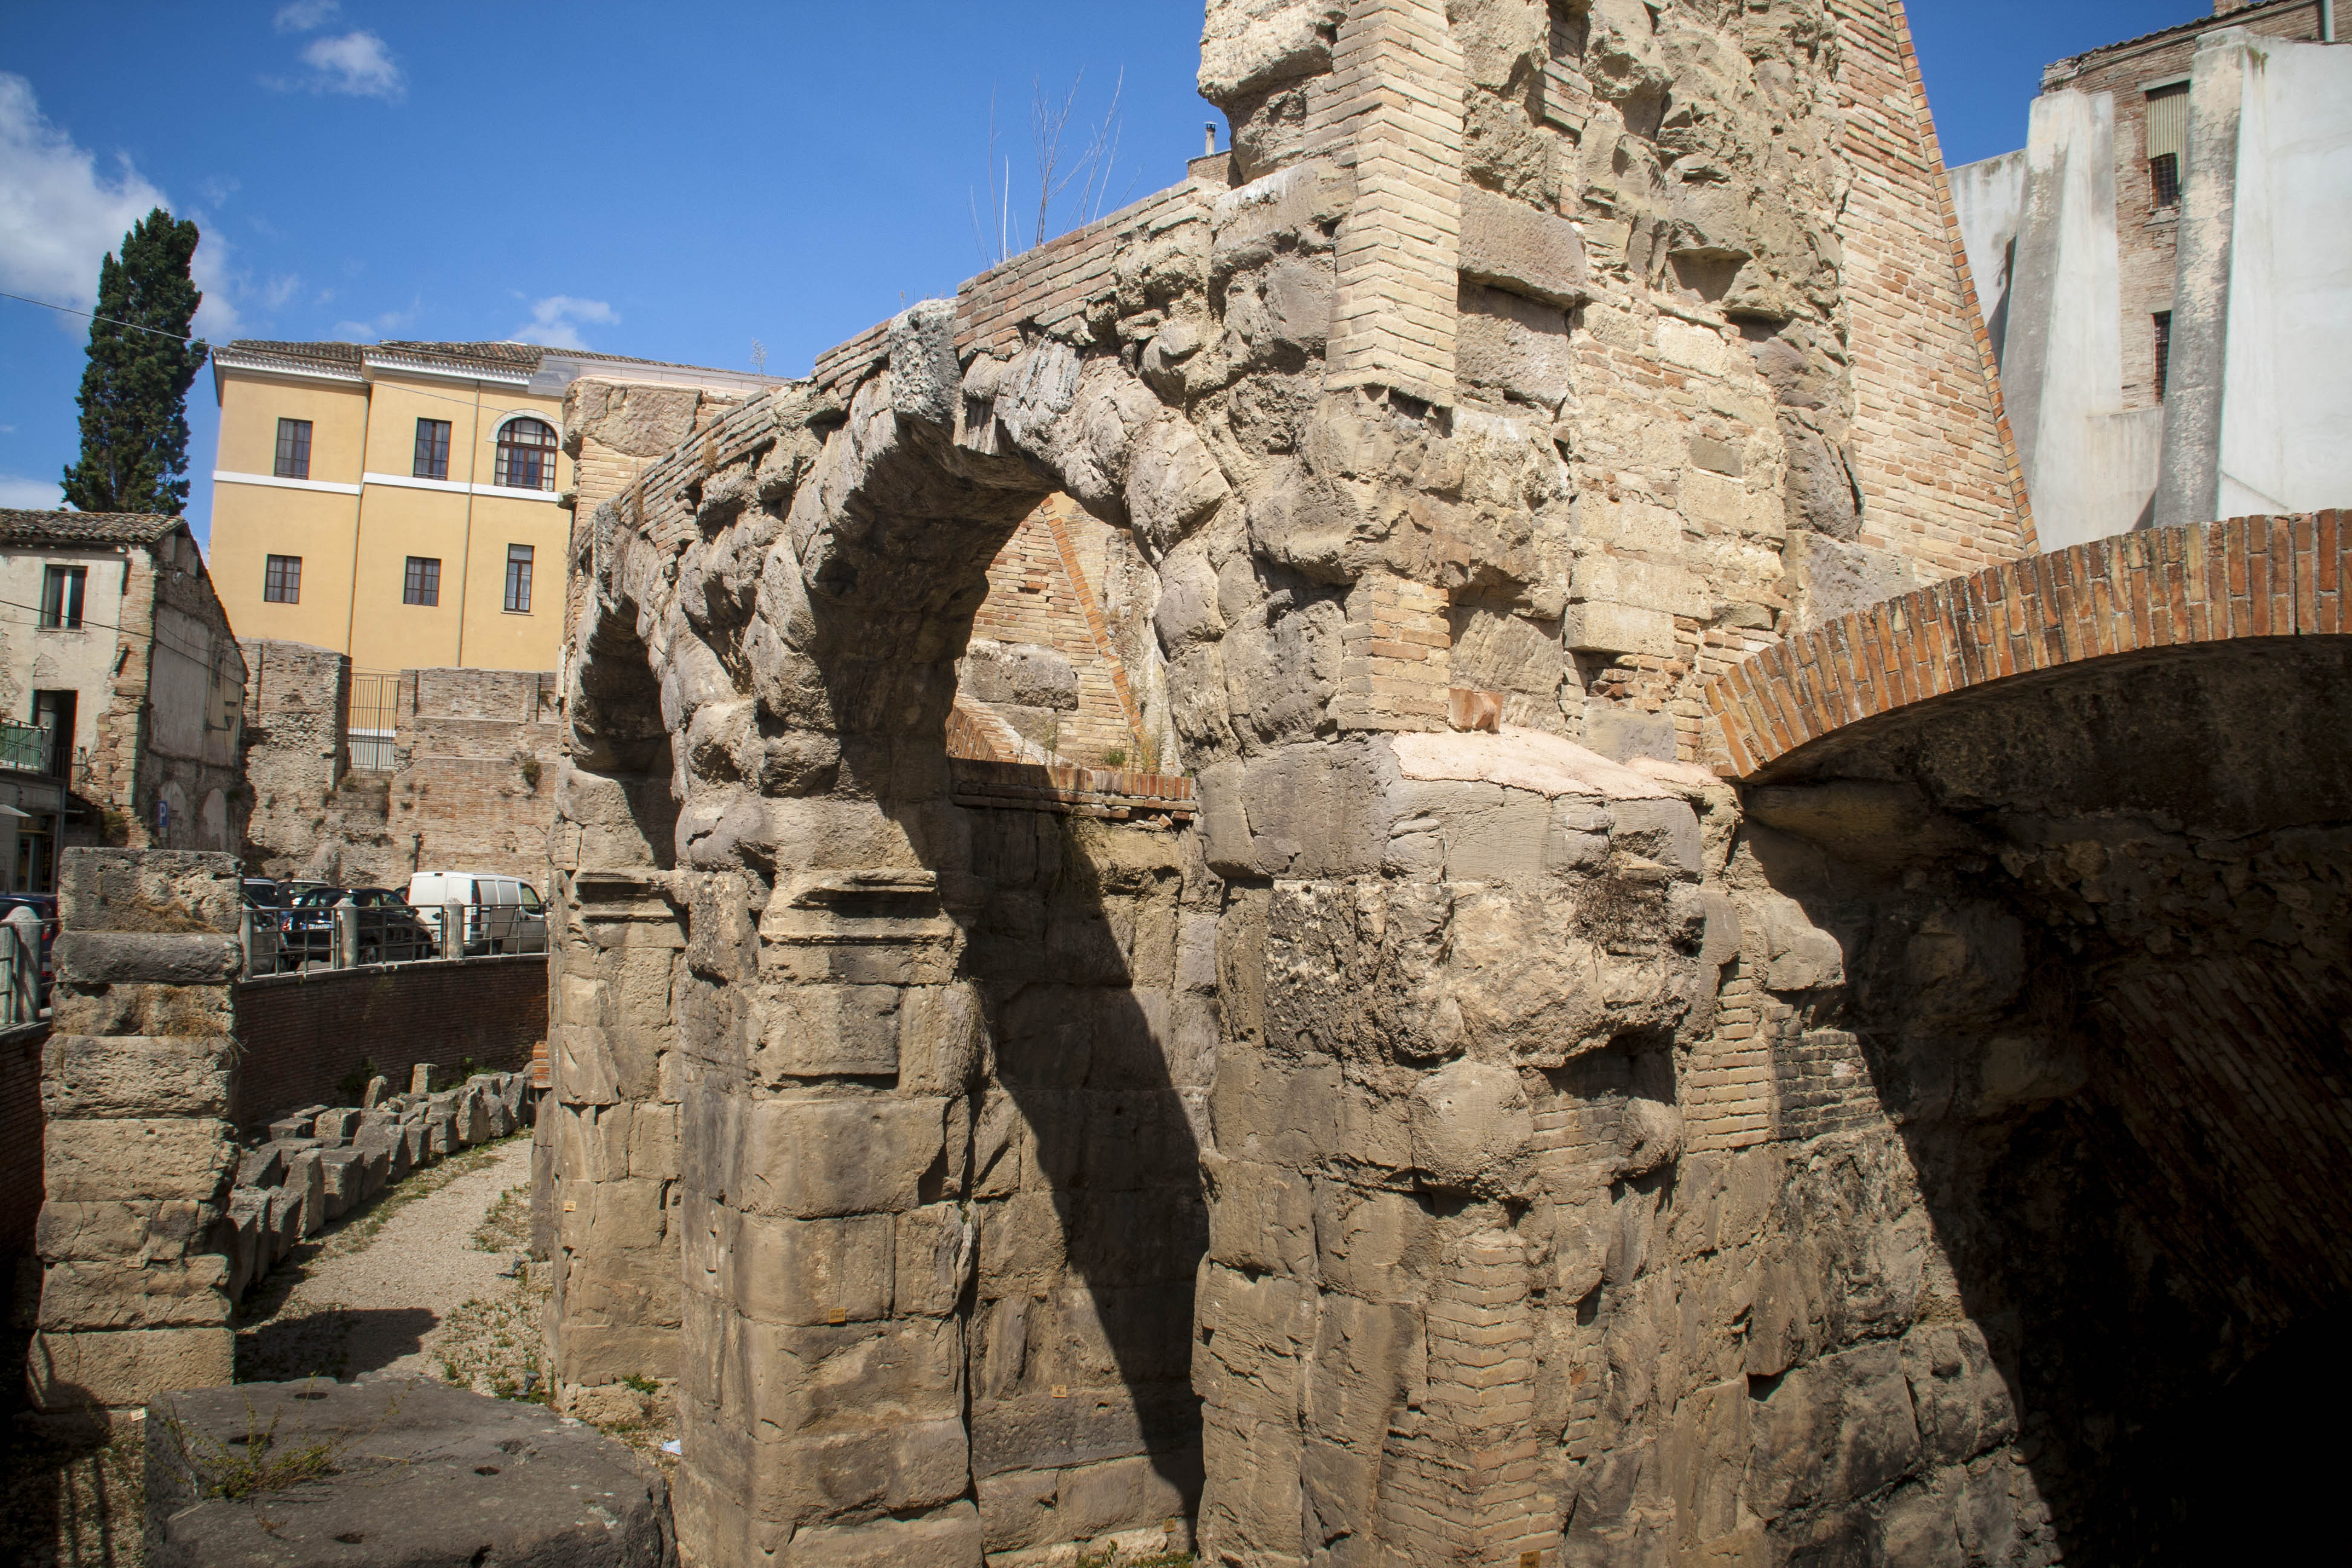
[[532, 2, 2350, 1563]]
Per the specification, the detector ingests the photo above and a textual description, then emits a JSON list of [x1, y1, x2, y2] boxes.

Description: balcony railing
[[0, 723, 51, 775]]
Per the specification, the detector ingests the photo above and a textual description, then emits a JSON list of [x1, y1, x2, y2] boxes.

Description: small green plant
[[334, 1057, 381, 1105], [1100, 746, 1126, 769], [517, 751, 543, 790], [155, 1386, 396, 1500], [622, 1373, 661, 1396]]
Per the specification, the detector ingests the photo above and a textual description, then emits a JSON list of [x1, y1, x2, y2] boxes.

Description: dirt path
[[237, 1136, 538, 1388]]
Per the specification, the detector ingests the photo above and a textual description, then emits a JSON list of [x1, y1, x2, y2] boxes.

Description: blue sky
[[0, 1, 2213, 546]]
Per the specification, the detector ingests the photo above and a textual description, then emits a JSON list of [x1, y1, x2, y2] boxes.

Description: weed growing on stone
[[155, 1385, 400, 1500]]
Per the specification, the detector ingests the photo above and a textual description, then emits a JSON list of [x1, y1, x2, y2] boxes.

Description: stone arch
[[1701, 511, 2350, 779], [544, 299, 1239, 1565]]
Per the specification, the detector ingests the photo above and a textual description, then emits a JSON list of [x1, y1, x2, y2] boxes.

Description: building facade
[[208, 340, 780, 676], [1950, 0, 2346, 548], [0, 511, 248, 890]]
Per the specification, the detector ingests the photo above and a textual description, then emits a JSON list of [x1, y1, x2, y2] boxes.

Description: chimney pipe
[[1204, 122, 1218, 157]]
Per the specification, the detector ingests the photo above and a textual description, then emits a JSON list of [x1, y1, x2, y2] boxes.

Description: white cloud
[[332, 298, 420, 341], [509, 295, 619, 351], [261, 273, 302, 310], [0, 73, 240, 339], [0, 474, 63, 509], [274, 0, 341, 31], [293, 31, 403, 100]]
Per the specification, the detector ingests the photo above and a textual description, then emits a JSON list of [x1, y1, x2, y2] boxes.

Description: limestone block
[[265, 1183, 302, 1261], [318, 1149, 360, 1219], [1563, 601, 1676, 656], [1459, 285, 1576, 411], [1124, 414, 1231, 553], [410, 1061, 440, 1095], [1583, 701, 1678, 764], [44, 1117, 233, 1204], [1311, 1186, 1434, 1303], [1459, 185, 1591, 307], [36, 1198, 210, 1264], [1198, 1413, 1305, 1560], [1901, 1322, 2017, 1468], [979, 1451, 1197, 1555], [780, 1500, 982, 1568], [1207, 1051, 1339, 1171], [57, 848, 241, 935], [30, 1324, 234, 1410], [1759, 891, 1845, 991], [755, 983, 903, 1079], [746, 1419, 972, 1530], [737, 1315, 965, 1439], [1443, 787, 1552, 884], [977, 1193, 1068, 1290], [40, 1034, 236, 1120], [1572, 554, 1708, 619], [53, 931, 242, 987], [737, 1096, 955, 1219], [235, 1144, 286, 1191], [313, 1108, 358, 1146], [1610, 797, 1705, 878], [729, 1212, 893, 1325], [1408, 1057, 1535, 1197], [894, 1204, 969, 1318], [456, 1090, 492, 1146], [1744, 1341, 1922, 1518], [50, 978, 235, 1039], [38, 1255, 232, 1331]]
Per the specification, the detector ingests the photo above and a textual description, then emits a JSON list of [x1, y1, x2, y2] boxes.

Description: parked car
[[0, 891, 56, 1008], [407, 872, 549, 955], [281, 886, 435, 967]]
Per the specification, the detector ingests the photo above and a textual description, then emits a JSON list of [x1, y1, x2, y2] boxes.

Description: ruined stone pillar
[[29, 848, 244, 1417], [540, 765, 687, 1422]]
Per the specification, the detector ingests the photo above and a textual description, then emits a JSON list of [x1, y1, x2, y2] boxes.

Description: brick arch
[[1704, 512, 2350, 779]]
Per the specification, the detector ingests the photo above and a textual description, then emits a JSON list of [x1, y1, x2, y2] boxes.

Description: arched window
[[494, 416, 558, 491]]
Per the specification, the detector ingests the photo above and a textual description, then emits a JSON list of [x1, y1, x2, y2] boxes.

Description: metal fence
[[347, 671, 400, 772], [0, 919, 39, 1025], [0, 722, 50, 774], [241, 898, 547, 980]]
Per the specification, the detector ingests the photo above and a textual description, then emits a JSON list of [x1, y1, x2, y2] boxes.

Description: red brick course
[[232, 955, 546, 1129], [1704, 511, 2349, 777]]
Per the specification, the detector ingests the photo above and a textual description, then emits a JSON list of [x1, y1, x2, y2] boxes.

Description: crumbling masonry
[[540, 2, 2348, 1564]]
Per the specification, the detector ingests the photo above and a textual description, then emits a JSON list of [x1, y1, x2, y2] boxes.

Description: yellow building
[[207, 340, 776, 673]]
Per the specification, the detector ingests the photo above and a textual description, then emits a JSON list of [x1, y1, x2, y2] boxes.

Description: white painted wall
[[2215, 36, 2352, 518], [1950, 148, 2028, 364]]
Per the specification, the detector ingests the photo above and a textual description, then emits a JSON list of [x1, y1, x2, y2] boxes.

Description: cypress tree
[[60, 208, 209, 515]]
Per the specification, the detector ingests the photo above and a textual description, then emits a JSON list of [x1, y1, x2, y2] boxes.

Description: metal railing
[[347, 672, 400, 772], [241, 898, 547, 979], [0, 722, 51, 775]]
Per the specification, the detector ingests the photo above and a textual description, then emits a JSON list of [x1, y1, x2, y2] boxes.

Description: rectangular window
[[403, 556, 442, 606], [263, 554, 301, 604], [273, 417, 312, 480], [2154, 312, 2174, 401], [39, 565, 85, 629], [2146, 83, 2187, 209], [503, 544, 534, 613], [412, 418, 452, 480]]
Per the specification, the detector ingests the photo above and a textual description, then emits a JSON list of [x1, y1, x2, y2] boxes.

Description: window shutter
[[2146, 83, 2189, 164]]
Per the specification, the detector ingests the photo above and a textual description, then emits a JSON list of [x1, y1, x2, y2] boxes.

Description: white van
[[407, 872, 549, 955]]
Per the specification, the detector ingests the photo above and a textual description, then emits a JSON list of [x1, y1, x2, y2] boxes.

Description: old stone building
[[1951, 0, 2348, 547], [0, 510, 247, 886], [528, 2, 2344, 1566]]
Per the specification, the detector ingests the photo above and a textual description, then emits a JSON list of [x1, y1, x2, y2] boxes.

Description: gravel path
[[237, 1137, 537, 1387]]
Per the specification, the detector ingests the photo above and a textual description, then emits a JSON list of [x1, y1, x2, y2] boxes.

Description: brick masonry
[[1833, 0, 2036, 575], [231, 953, 546, 1132], [1704, 510, 2348, 777]]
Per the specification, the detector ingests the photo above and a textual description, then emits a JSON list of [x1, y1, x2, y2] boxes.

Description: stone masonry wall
[[30, 849, 243, 1416], [538, 1, 2062, 1561], [240, 656, 561, 887]]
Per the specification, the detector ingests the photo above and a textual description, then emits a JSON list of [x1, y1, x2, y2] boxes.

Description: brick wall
[[232, 953, 546, 1131], [1333, 569, 1452, 731], [960, 494, 1146, 766], [1833, 0, 2036, 576], [0, 1022, 44, 1264], [241, 638, 349, 875]]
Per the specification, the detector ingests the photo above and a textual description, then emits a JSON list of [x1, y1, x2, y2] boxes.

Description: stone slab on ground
[[145, 1376, 676, 1567]]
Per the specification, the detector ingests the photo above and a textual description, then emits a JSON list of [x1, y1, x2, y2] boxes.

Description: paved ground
[[237, 1136, 537, 1388]]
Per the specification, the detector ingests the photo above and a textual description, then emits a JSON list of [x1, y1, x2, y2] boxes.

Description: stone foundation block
[[28, 1324, 233, 1411], [37, 1256, 232, 1331], [39, 1034, 236, 1120], [782, 1501, 982, 1568], [738, 1096, 957, 1219], [34, 1199, 212, 1263], [44, 1117, 234, 1203]]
